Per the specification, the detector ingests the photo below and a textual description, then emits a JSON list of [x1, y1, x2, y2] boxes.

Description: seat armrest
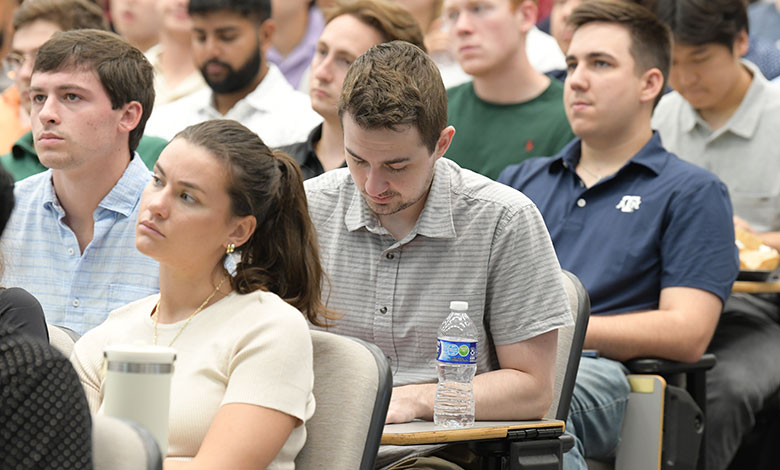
[[624, 353, 716, 375]]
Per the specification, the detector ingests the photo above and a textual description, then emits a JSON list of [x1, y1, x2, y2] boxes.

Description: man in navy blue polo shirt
[[498, 2, 738, 469]]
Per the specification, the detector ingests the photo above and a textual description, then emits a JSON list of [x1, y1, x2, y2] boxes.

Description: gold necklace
[[153, 276, 228, 346]]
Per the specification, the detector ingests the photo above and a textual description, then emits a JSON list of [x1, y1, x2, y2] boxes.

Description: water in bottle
[[434, 301, 477, 427]]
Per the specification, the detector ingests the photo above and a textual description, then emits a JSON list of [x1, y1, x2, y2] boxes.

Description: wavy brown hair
[[174, 120, 334, 326]]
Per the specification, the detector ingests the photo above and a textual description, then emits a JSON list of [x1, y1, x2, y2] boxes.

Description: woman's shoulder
[[223, 290, 310, 331]]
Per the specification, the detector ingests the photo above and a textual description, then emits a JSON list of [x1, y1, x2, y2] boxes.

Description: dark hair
[[13, 0, 107, 32], [189, 0, 271, 24], [338, 40, 446, 152], [568, 0, 671, 108], [324, 0, 426, 52], [653, 0, 748, 49], [174, 120, 334, 327], [33, 29, 154, 153]]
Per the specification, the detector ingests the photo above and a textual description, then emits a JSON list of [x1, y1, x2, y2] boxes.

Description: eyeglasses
[[2, 51, 36, 79]]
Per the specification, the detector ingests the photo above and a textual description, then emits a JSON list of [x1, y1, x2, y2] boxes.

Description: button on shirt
[[144, 64, 322, 147], [652, 60, 780, 233], [498, 133, 738, 315], [1, 155, 160, 334], [304, 158, 572, 386]]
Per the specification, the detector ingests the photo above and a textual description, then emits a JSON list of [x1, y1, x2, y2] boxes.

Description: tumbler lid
[[103, 344, 177, 364]]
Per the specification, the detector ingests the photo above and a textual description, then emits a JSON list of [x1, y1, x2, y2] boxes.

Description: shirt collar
[[343, 159, 457, 240], [98, 154, 151, 217], [552, 131, 667, 177], [678, 60, 767, 138], [43, 154, 149, 217]]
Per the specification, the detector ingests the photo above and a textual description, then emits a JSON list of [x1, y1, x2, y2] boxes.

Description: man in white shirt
[[145, 0, 321, 147]]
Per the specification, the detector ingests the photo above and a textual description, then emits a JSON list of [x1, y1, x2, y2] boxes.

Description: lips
[[37, 132, 64, 146], [458, 45, 479, 55], [138, 220, 165, 238], [368, 193, 395, 204], [311, 87, 330, 100]]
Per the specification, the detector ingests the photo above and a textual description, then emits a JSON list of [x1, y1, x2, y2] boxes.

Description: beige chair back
[[546, 270, 591, 421], [47, 323, 80, 357], [295, 331, 391, 470]]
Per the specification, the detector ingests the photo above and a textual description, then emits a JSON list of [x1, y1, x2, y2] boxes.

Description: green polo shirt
[[445, 79, 575, 180], [0, 131, 168, 181]]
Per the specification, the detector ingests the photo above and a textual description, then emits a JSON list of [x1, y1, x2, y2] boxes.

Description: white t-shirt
[[71, 289, 315, 470], [145, 64, 322, 147]]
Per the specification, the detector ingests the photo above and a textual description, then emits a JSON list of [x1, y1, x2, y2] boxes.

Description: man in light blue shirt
[[1, 30, 159, 334]]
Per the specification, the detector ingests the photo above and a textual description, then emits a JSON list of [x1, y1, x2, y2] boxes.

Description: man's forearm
[[387, 368, 552, 423], [584, 287, 721, 363]]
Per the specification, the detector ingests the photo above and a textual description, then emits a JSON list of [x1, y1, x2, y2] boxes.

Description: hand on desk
[[385, 383, 435, 424]]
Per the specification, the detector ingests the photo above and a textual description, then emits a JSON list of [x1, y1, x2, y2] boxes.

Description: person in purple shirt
[[267, 0, 324, 89], [498, 2, 738, 468]]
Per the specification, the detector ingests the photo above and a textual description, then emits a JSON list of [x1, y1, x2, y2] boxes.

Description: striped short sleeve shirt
[[305, 158, 572, 386], [1, 155, 160, 334]]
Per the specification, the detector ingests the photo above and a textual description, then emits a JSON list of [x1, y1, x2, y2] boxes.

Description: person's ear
[[513, 0, 539, 35], [227, 215, 257, 250], [433, 126, 456, 161], [638, 68, 664, 106], [118, 101, 143, 134], [733, 30, 749, 58], [258, 19, 276, 55]]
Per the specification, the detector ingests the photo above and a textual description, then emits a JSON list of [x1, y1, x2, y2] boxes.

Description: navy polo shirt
[[498, 133, 738, 315]]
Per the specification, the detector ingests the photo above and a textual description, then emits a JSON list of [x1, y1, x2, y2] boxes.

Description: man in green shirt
[[443, 0, 574, 179]]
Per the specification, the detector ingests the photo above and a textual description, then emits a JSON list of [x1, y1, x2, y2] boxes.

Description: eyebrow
[[28, 84, 92, 94], [345, 146, 411, 165], [194, 26, 240, 34], [153, 163, 205, 193]]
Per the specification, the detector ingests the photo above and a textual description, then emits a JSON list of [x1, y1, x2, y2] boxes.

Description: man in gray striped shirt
[[304, 40, 572, 469]]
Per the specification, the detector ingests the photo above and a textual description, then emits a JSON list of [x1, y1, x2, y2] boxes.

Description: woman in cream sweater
[[72, 119, 333, 469]]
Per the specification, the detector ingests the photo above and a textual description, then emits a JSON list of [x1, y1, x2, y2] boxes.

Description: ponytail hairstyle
[[173, 120, 335, 327]]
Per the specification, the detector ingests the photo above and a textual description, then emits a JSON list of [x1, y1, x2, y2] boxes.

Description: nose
[[143, 184, 170, 219], [364, 167, 389, 198], [200, 35, 221, 60], [453, 10, 474, 36], [566, 63, 588, 92], [312, 54, 333, 84], [35, 94, 61, 125], [671, 64, 697, 89]]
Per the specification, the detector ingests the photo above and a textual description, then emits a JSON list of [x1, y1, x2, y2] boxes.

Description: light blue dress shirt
[[1, 155, 159, 334]]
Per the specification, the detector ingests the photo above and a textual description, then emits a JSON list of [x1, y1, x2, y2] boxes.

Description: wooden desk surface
[[732, 281, 780, 294], [381, 419, 565, 445]]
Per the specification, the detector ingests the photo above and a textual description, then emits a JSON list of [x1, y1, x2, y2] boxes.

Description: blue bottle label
[[437, 339, 477, 364]]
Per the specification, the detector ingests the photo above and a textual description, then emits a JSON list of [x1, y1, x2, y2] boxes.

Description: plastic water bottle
[[434, 301, 477, 427]]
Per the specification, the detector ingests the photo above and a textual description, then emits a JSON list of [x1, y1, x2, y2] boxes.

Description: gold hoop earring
[[226, 243, 235, 254]]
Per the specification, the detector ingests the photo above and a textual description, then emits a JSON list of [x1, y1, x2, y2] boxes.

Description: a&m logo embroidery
[[616, 195, 642, 213]]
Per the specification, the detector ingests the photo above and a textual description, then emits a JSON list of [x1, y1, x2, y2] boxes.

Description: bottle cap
[[449, 301, 468, 311]]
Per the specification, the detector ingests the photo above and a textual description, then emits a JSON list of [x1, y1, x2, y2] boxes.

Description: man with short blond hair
[[442, 0, 574, 179]]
